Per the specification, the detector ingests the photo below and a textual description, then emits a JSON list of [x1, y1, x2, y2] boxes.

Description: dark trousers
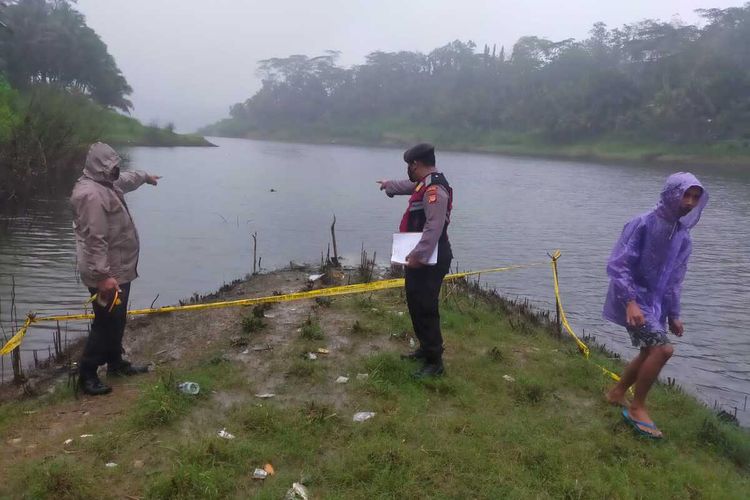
[[80, 282, 131, 377], [405, 260, 450, 363]]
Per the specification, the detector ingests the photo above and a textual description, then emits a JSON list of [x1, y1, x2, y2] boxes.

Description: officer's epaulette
[[424, 172, 447, 187]]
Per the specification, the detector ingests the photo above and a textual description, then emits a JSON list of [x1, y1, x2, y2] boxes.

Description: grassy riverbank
[[204, 120, 750, 167], [103, 112, 214, 148], [0, 270, 747, 498]]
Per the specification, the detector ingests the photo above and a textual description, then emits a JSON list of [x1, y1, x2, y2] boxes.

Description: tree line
[[0, 1, 197, 205], [207, 3, 750, 147]]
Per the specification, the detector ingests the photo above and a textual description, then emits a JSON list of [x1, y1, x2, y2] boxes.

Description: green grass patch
[[241, 315, 266, 334], [2, 286, 749, 499], [300, 316, 324, 341]]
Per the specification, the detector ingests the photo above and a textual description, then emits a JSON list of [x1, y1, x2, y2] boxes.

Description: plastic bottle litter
[[255, 393, 275, 399], [217, 428, 236, 439], [63, 438, 73, 446], [317, 348, 330, 354], [356, 373, 369, 381], [353, 411, 376, 422], [177, 381, 200, 395], [503, 375, 516, 383], [335, 376, 349, 384], [306, 352, 318, 360], [409, 338, 417, 348], [252, 468, 268, 480], [80, 434, 94, 438], [284, 482, 309, 500], [105, 462, 118, 468]]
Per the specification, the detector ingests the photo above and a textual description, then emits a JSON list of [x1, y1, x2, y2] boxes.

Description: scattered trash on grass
[[284, 482, 309, 500], [335, 376, 349, 384], [177, 381, 200, 395], [217, 428, 236, 439], [353, 412, 376, 422]]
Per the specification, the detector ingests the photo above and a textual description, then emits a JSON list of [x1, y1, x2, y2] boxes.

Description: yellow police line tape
[[549, 250, 621, 382], [0, 262, 545, 356]]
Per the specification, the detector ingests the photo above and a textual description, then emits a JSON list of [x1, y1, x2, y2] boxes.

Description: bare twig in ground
[[330, 215, 340, 267]]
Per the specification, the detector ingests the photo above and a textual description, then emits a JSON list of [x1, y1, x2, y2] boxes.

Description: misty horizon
[[76, 0, 746, 133]]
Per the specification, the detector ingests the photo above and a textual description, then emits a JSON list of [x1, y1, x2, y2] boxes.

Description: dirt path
[[0, 269, 404, 474]]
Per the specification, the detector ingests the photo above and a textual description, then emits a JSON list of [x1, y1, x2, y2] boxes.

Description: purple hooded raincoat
[[603, 172, 708, 332]]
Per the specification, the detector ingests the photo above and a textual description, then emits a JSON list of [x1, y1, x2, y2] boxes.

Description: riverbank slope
[[0, 269, 747, 498], [202, 121, 750, 167]]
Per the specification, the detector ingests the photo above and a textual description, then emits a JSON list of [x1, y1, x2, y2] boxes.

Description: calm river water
[[1, 137, 748, 423]]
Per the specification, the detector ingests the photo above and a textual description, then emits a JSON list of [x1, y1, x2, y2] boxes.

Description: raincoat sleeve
[[384, 179, 417, 198], [664, 237, 692, 320], [606, 218, 646, 304], [72, 191, 111, 283], [407, 185, 448, 265], [114, 170, 148, 194]]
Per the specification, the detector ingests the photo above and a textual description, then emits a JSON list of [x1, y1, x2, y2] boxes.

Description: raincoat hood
[[655, 172, 708, 230], [83, 142, 121, 183]]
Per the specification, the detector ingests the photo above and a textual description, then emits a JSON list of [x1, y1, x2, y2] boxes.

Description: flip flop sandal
[[622, 408, 663, 439]]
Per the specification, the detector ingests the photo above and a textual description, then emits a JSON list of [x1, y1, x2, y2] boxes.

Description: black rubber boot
[[400, 349, 426, 361], [413, 359, 445, 379], [107, 360, 149, 377], [79, 373, 112, 396]]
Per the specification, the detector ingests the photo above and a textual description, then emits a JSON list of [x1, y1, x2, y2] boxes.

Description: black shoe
[[79, 375, 112, 396], [107, 361, 149, 377], [400, 349, 426, 361], [413, 361, 445, 379]]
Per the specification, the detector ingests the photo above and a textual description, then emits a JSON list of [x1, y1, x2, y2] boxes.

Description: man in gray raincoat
[[70, 142, 161, 395]]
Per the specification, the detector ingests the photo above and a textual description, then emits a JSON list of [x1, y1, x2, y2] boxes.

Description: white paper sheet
[[391, 233, 438, 265]]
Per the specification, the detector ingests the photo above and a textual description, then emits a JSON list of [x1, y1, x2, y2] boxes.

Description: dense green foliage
[[204, 4, 750, 155], [0, 1, 210, 204], [0, 0, 132, 111]]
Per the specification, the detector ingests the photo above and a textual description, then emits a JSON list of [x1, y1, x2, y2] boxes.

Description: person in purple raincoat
[[603, 172, 708, 439]]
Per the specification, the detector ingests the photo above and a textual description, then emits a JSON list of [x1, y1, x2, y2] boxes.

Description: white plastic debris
[[317, 348, 330, 354], [255, 393, 275, 399], [217, 428, 236, 439], [252, 468, 268, 480], [353, 411, 376, 422], [308, 274, 325, 282], [335, 376, 349, 384], [306, 352, 318, 360], [177, 381, 200, 395], [63, 438, 73, 446], [356, 373, 369, 381], [503, 375, 516, 383], [409, 338, 417, 348], [397, 311, 405, 316], [105, 462, 118, 468], [80, 434, 94, 438], [284, 482, 310, 500]]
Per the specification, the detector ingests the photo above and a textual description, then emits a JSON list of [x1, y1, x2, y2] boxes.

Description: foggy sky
[[76, 0, 746, 133]]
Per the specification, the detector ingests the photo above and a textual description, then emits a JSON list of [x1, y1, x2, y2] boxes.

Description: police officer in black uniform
[[377, 143, 453, 378]]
